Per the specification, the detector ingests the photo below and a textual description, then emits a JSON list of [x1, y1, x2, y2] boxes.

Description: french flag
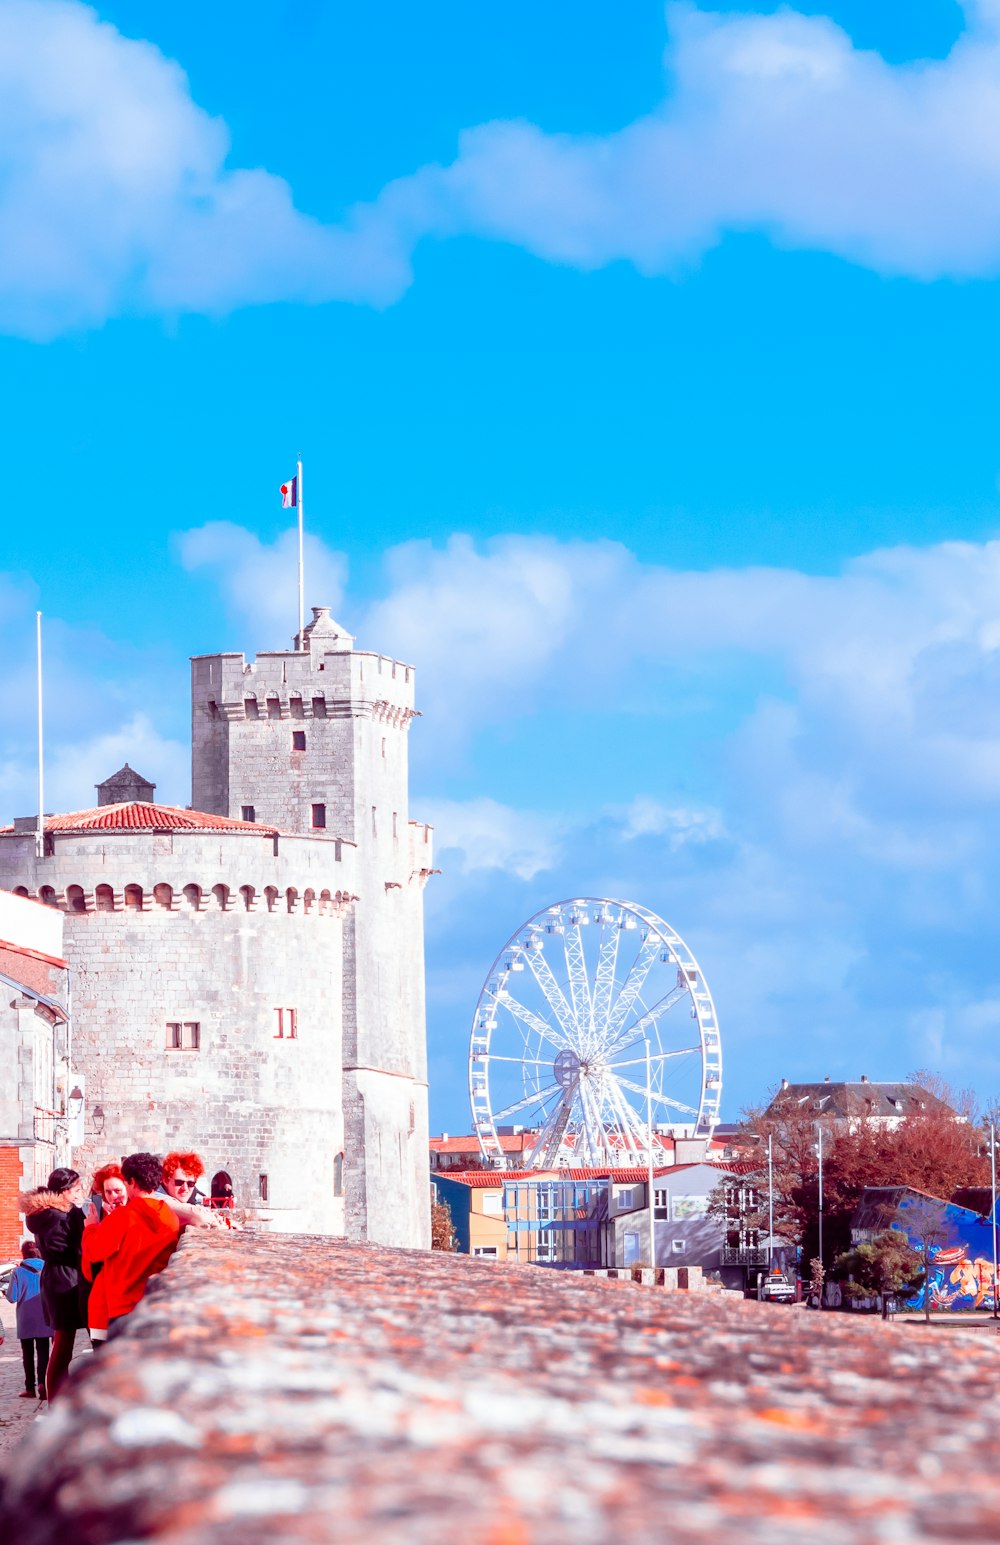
[[280, 475, 298, 508]]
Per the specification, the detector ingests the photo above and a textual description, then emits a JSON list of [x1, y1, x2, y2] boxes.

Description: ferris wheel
[[468, 899, 722, 1169]]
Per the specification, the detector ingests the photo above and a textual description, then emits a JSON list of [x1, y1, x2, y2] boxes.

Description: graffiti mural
[[911, 1243, 997, 1312], [853, 1187, 998, 1313]]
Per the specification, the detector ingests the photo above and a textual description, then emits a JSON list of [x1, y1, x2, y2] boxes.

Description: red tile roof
[[0, 802, 280, 836], [438, 1162, 737, 1187], [430, 1133, 535, 1154], [438, 1161, 751, 1192]]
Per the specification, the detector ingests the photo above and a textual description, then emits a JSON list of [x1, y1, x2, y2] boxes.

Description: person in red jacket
[[82, 1152, 182, 1339]]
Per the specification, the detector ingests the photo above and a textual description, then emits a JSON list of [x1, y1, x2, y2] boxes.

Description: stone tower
[[96, 764, 155, 806], [190, 607, 433, 1249]]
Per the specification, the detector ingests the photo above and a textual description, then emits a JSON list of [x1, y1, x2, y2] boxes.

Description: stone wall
[[0, 833, 352, 1234], [3, 1231, 1000, 1543]]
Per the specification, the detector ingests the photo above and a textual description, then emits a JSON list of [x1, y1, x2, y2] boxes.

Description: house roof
[[429, 1133, 535, 1154], [0, 802, 281, 836], [766, 1081, 957, 1121], [437, 1160, 745, 1188]]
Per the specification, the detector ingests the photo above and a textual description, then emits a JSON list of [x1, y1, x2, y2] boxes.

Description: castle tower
[[191, 607, 432, 1249]]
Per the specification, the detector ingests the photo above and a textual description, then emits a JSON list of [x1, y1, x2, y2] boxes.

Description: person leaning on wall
[[18, 1168, 87, 1402]]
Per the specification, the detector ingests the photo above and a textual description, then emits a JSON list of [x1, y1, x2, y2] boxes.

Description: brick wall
[[0, 1144, 24, 1256]]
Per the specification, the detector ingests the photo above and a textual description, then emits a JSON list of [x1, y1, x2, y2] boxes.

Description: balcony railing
[[721, 1245, 769, 1266]]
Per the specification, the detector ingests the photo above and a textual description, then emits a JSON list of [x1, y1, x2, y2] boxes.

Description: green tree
[[834, 1229, 924, 1312]]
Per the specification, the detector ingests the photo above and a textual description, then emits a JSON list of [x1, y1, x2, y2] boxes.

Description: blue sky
[[3, 0, 1000, 1131]]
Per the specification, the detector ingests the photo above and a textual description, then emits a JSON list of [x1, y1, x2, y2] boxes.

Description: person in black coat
[[19, 1167, 86, 1401]]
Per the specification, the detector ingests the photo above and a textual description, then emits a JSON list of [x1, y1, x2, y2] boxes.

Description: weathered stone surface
[[3, 1232, 1000, 1543]]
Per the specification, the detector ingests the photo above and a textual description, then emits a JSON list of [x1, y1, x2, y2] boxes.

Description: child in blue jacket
[[5, 1242, 54, 1399]]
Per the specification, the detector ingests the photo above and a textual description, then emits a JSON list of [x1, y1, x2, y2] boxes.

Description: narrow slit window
[[371, 805, 377, 838], [311, 803, 326, 829], [292, 730, 306, 751], [274, 1007, 297, 1039], [259, 1174, 269, 1202], [392, 811, 398, 840]]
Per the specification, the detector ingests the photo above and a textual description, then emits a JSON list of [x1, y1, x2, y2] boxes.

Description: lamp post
[[991, 1122, 998, 1322], [767, 1131, 775, 1271], [817, 1122, 824, 1274]]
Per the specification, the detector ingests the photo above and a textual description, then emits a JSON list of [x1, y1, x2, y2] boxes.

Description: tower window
[[244, 699, 259, 720], [207, 700, 219, 719], [242, 805, 255, 823], [289, 696, 304, 719], [292, 730, 306, 751], [259, 1174, 269, 1203], [381, 737, 386, 759], [333, 1153, 344, 1197], [274, 1007, 298, 1039], [312, 697, 327, 719], [267, 698, 281, 720], [392, 811, 398, 840], [371, 805, 377, 838], [311, 803, 326, 829], [166, 1021, 200, 1051]]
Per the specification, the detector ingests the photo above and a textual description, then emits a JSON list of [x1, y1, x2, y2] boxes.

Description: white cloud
[[420, 796, 562, 881], [0, 712, 187, 817], [617, 796, 726, 847], [176, 522, 348, 649], [7, 1, 1000, 337]]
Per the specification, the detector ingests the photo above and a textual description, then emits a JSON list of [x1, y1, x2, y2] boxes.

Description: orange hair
[[162, 1150, 205, 1180], [91, 1162, 124, 1194]]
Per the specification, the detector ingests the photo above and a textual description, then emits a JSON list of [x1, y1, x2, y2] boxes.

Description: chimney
[[824, 1075, 831, 1083], [860, 1074, 868, 1083], [441, 1132, 449, 1143], [781, 1077, 789, 1091]]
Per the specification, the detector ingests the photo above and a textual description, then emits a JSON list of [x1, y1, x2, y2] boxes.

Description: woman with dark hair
[[209, 1171, 234, 1209], [19, 1166, 86, 1401]]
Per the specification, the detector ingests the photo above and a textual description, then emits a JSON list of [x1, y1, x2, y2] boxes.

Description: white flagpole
[[35, 611, 44, 859], [296, 456, 304, 650]]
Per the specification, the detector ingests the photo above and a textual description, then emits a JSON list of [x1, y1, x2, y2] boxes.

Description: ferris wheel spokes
[[522, 945, 578, 1042], [601, 983, 689, 1058], [494, 987, 570, 1053], [602, 931, 660, 1041]]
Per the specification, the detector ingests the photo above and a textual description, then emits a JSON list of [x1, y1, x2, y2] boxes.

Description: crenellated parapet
[[8, 880, 357, 918]]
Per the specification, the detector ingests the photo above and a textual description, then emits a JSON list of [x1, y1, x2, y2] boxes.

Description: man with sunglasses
[[159, 1151, 207, 1207]]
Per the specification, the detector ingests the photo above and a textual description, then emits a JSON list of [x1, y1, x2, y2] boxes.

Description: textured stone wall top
[[3, 1234, 1000, 1544]]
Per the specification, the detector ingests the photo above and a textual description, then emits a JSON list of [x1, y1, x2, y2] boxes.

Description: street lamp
[[767, 1131, 774, 1271], [817, 1122, 824, 1275], [991, 1122, 998, 1322]]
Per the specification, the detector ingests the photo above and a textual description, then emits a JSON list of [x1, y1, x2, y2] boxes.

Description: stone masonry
[[191, 606, 432, 1248], [0, 603, 433, 1249], [4, 1231, 1000, 1542]]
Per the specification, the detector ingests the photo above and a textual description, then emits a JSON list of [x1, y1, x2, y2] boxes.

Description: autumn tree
[[431, 1201, 457, 1252], [720, 1072, 988, 1272]]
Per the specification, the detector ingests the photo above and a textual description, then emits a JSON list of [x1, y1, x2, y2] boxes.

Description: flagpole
[[35, 611, 44, 860], [296, 456, 304, 650]]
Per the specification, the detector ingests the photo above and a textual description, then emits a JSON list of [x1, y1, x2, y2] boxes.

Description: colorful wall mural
[[853, 1188, 998, 1313]]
